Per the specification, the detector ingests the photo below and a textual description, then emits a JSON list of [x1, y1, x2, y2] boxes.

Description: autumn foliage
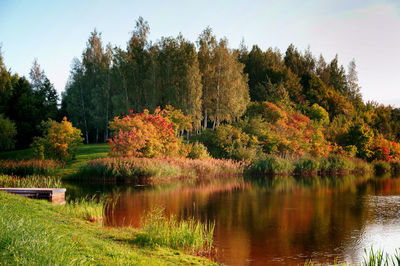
[[108, 107, 183, 157], [31, 117, 83, 161]]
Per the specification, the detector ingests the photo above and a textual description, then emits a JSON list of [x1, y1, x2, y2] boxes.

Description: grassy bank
[[0, 192, 215, 265], [73, 156, 246, 183]]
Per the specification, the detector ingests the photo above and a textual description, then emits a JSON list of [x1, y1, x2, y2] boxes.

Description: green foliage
[[294, 158, 320, 174], [308, 103, 329, 126], [344, 145, 358, 157], [246, 155, 294, 175], [136, 207, 214, 252], [319, 155, 355, 173], [195, 125, 260, 161], [188, 142, 210, 159], [32, 117, 83, 161], [345, 121, 374, 159], [372, 160, 391, 174], [0, 114, 16, 151]]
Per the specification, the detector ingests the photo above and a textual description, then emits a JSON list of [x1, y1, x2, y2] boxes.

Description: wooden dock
[[0, 188, 66, 204]]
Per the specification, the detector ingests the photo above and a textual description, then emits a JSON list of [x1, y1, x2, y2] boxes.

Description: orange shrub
[[108, 107, 181, 157]]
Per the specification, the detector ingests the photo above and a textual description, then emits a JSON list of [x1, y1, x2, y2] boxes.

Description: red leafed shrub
[[108, 107, 180, 157], [370, 136, 400, 161]]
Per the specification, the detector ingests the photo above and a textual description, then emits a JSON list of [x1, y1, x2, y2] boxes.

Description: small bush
[[0, 114, 16, 151], [390, 161, 400, 173], [247, 155, 293, 175], [344, 145, 358, 157], [188, 142, 210, 159], [319, 155, 354, 173], [31, 117, 83, 162], [373, 160, 391, 174], [294, 158, 319, 174], [0, 159, 60, 176], [135, 207, 214, 252]]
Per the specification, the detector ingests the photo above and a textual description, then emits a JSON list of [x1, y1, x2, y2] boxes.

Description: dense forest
[[1, 17, 400, 163]]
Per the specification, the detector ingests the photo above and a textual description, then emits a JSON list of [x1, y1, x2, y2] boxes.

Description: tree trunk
[[96, 128, 99, 143], [203, 109, 208, 130], [78, 82, 89, 144], [105, 69, 110, 142]]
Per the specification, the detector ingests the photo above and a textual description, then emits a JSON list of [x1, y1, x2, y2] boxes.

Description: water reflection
[[64, 175, 400, 265]]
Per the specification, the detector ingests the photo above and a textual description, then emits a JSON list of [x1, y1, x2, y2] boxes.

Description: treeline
[[61, 17, 400, 146], [0, 55, 58, 149], [61, 18, 249, 143], [2, 16, 400, 156]]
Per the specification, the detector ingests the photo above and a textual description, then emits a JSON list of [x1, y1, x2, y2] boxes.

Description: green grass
[[0, 143, 110, 178], [0, 175, 62, 188], [0, 192, 215, 265], [60, 196, 105, 223], [136, 207, 215, 252], [363, 246, 400, 266]]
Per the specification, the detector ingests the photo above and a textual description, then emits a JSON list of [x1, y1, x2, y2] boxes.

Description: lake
[[64, 174, 400, 265]]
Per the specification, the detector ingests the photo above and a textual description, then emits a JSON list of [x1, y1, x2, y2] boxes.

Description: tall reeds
[[76, 157, 247, 182], [0, 175, 62, 188], [0, 159, 60, 176]]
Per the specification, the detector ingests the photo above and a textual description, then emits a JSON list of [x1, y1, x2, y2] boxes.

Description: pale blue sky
[[1, 0, 399, 106]]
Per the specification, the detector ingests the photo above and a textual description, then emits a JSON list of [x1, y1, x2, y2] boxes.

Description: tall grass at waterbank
[[0, 174, 62, 188], [304, 246, 400, 265], [0, 192, 215, 265], [135, 207, 215, 253], [362, 246, 400, 266], [0, 159, 60, 176], [246, 155, 372, 176], [74, 157, 247, 182], [59, 196, 105, 223]]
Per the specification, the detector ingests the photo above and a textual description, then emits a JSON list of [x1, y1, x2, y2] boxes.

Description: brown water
[[65, 175, 400, 265]]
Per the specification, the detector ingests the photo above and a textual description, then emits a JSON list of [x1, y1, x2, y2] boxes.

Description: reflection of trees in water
[[69, 175, 400, 265]]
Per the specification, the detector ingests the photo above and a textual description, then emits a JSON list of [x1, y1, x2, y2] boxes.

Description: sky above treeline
[[0, 0, 399, 106]]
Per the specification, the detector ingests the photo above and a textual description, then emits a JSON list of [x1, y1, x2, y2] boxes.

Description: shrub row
[[75, 157, 248, 182], [246, 155, 372, 175], [0, 159, 60, 176]]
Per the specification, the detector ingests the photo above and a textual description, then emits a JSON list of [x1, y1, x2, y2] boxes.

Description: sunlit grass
[[0, 174, 62, 188], [0, 192, 215, 265], [135, 207, 215, 252]]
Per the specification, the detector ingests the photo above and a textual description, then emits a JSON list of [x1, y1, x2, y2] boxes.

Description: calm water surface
[[64, 175, 400, 265]]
